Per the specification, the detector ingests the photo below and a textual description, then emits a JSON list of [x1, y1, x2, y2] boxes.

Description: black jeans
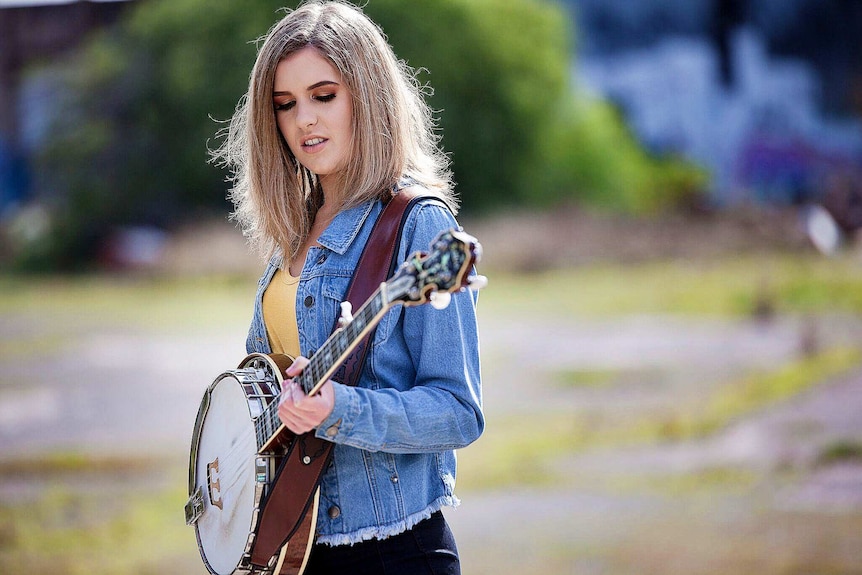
[[303, 511, 461, 575]]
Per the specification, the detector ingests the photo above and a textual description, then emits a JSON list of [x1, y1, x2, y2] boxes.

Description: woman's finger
[[285, 355, 310, 378]]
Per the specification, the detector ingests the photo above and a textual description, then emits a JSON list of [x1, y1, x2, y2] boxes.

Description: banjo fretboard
[[253, 287, 390, 452]]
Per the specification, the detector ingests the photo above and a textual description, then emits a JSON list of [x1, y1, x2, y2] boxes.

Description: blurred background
[[1, 0, 861, 573]]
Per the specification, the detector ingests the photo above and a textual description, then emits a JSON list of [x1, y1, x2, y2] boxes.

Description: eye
[[314, 93, 336, 103], [274, 100, 295, 112]]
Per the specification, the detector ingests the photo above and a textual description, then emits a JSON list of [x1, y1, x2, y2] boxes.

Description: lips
[[302, 137, 327, 150]]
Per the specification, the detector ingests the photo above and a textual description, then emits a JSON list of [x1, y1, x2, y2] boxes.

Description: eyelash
[[274, 93, 336, 112]]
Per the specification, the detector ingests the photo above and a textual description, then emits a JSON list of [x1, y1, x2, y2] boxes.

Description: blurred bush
[[21, 0, 707, 270], [27, 0, 288, 269], [538, 96, 710, 213], [365, 0, 572, 210]]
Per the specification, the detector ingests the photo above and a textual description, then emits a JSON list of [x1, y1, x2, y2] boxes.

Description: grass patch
[[554, 367, 619, 388], [0, 274, 254, 332], [0, 458, 198, 575], [4, 251, 861, 333], [1, 251, 860, 575], [0, 334, 69, 362], [0, 452, 168, 478], [459, 346, 862, 490], [3, 250, 861, 333], [816, 439, 862, 466], [480, 253, 862, 317], [607, 507, 862, 575], [458, 412, 595, 490], [698, 346, 862, 435], [554, 367, 667, 389], [607, 466, 761, 497], [611, 345, 862, 444]]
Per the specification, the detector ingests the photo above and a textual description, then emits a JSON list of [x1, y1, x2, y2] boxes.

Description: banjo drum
[[185, 353, 318, 575]]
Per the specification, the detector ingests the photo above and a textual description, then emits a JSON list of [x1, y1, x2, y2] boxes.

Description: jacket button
[[391, 475, 399, 483], [304, 295, 314, 307], [328, 505, 341, 519]]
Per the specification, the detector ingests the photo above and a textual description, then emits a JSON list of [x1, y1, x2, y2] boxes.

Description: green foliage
[[539, 95, 709, 212], [35, 0, 293, 268], [29, 0, 707, 268], [365, 0, 572, 210]]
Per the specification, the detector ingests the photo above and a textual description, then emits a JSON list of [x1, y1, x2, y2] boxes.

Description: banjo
[[185, 228, 486, 575]]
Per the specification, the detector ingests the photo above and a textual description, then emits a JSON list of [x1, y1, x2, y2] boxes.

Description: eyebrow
[[273, 80, 340, 97]]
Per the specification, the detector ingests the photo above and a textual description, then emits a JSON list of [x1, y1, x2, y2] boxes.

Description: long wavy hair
[[213, 0, 456, 262]]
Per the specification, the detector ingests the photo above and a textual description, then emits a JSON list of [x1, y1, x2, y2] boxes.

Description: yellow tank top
[[261, 267, 301, 357]]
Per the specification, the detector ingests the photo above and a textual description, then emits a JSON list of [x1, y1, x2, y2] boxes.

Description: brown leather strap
[[250, 189, 424, 568], [278, 501, 315, 574], [330, 189, 422, 384]]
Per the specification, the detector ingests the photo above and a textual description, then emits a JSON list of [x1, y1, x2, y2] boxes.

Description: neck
[[315, 201, 339, 223], [309, 204, 338, 242], [318, 169, 352, 206]]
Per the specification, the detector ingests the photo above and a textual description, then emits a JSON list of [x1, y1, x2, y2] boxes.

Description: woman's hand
[[277, 356, 336, 434]]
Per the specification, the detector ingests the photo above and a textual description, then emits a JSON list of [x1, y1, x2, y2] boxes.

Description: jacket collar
[[315, 199, 378, 255]]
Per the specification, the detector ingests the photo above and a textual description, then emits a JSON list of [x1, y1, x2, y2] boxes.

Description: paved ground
[[449, 311, 862, 573], [2, 299, 861, 573]]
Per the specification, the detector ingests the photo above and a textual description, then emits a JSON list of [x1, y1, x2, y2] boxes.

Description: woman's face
[[273, 46, 354, 193]]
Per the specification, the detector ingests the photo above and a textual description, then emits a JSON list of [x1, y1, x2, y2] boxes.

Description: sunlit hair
[[214, 0, 456, 261]]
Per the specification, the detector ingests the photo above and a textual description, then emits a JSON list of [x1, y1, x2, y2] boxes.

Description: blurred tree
[[29, 0, 705, 269], [35, 0, 293, 268], [364, 0, 571, 209], [539, 96, 709, 213]]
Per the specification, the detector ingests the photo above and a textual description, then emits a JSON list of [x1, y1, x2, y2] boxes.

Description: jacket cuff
[[316, 382, 355, 441]]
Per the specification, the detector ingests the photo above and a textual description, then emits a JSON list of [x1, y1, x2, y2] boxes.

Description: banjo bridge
[[207, 457, 224, 510]]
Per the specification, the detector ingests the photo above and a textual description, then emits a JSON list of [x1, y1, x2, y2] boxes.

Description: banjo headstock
[[385, 228, 487, 309]]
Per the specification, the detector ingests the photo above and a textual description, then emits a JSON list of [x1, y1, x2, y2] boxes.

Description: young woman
[[214, 2, 484, 573]]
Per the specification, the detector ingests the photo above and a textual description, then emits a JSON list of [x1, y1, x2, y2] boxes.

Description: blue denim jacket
[[245, 192, 484, 546]]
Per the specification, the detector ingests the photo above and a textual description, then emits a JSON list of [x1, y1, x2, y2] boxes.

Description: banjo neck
[[255, 284, 392, 453], [298, 288, 390, 398]]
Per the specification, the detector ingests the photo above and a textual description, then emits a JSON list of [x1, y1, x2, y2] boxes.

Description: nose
[[295, 99, 317, 129]]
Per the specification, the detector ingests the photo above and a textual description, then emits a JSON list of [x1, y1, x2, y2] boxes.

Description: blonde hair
[[214, 0, 456, 261]]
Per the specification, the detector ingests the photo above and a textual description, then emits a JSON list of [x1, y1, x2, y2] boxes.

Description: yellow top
[[261, 267, 301, 357]]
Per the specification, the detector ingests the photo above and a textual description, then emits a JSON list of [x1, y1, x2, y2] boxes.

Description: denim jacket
[[245, 191, 484, 546]]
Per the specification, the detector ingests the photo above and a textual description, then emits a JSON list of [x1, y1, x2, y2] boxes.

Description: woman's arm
[[278, 201, 484, 452]]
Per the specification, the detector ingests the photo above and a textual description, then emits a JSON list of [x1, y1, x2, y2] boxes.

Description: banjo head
[[192, 372, 261, 575]]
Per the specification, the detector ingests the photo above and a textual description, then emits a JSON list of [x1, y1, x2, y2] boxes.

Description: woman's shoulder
[[394, 192, 459, 257], [394, 176, 458, 213]]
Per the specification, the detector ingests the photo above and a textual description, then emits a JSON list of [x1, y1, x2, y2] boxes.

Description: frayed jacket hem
[[315, 495, 460, 547]]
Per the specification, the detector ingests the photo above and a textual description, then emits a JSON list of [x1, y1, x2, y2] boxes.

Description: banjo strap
[[251, 189, 428, 567]]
